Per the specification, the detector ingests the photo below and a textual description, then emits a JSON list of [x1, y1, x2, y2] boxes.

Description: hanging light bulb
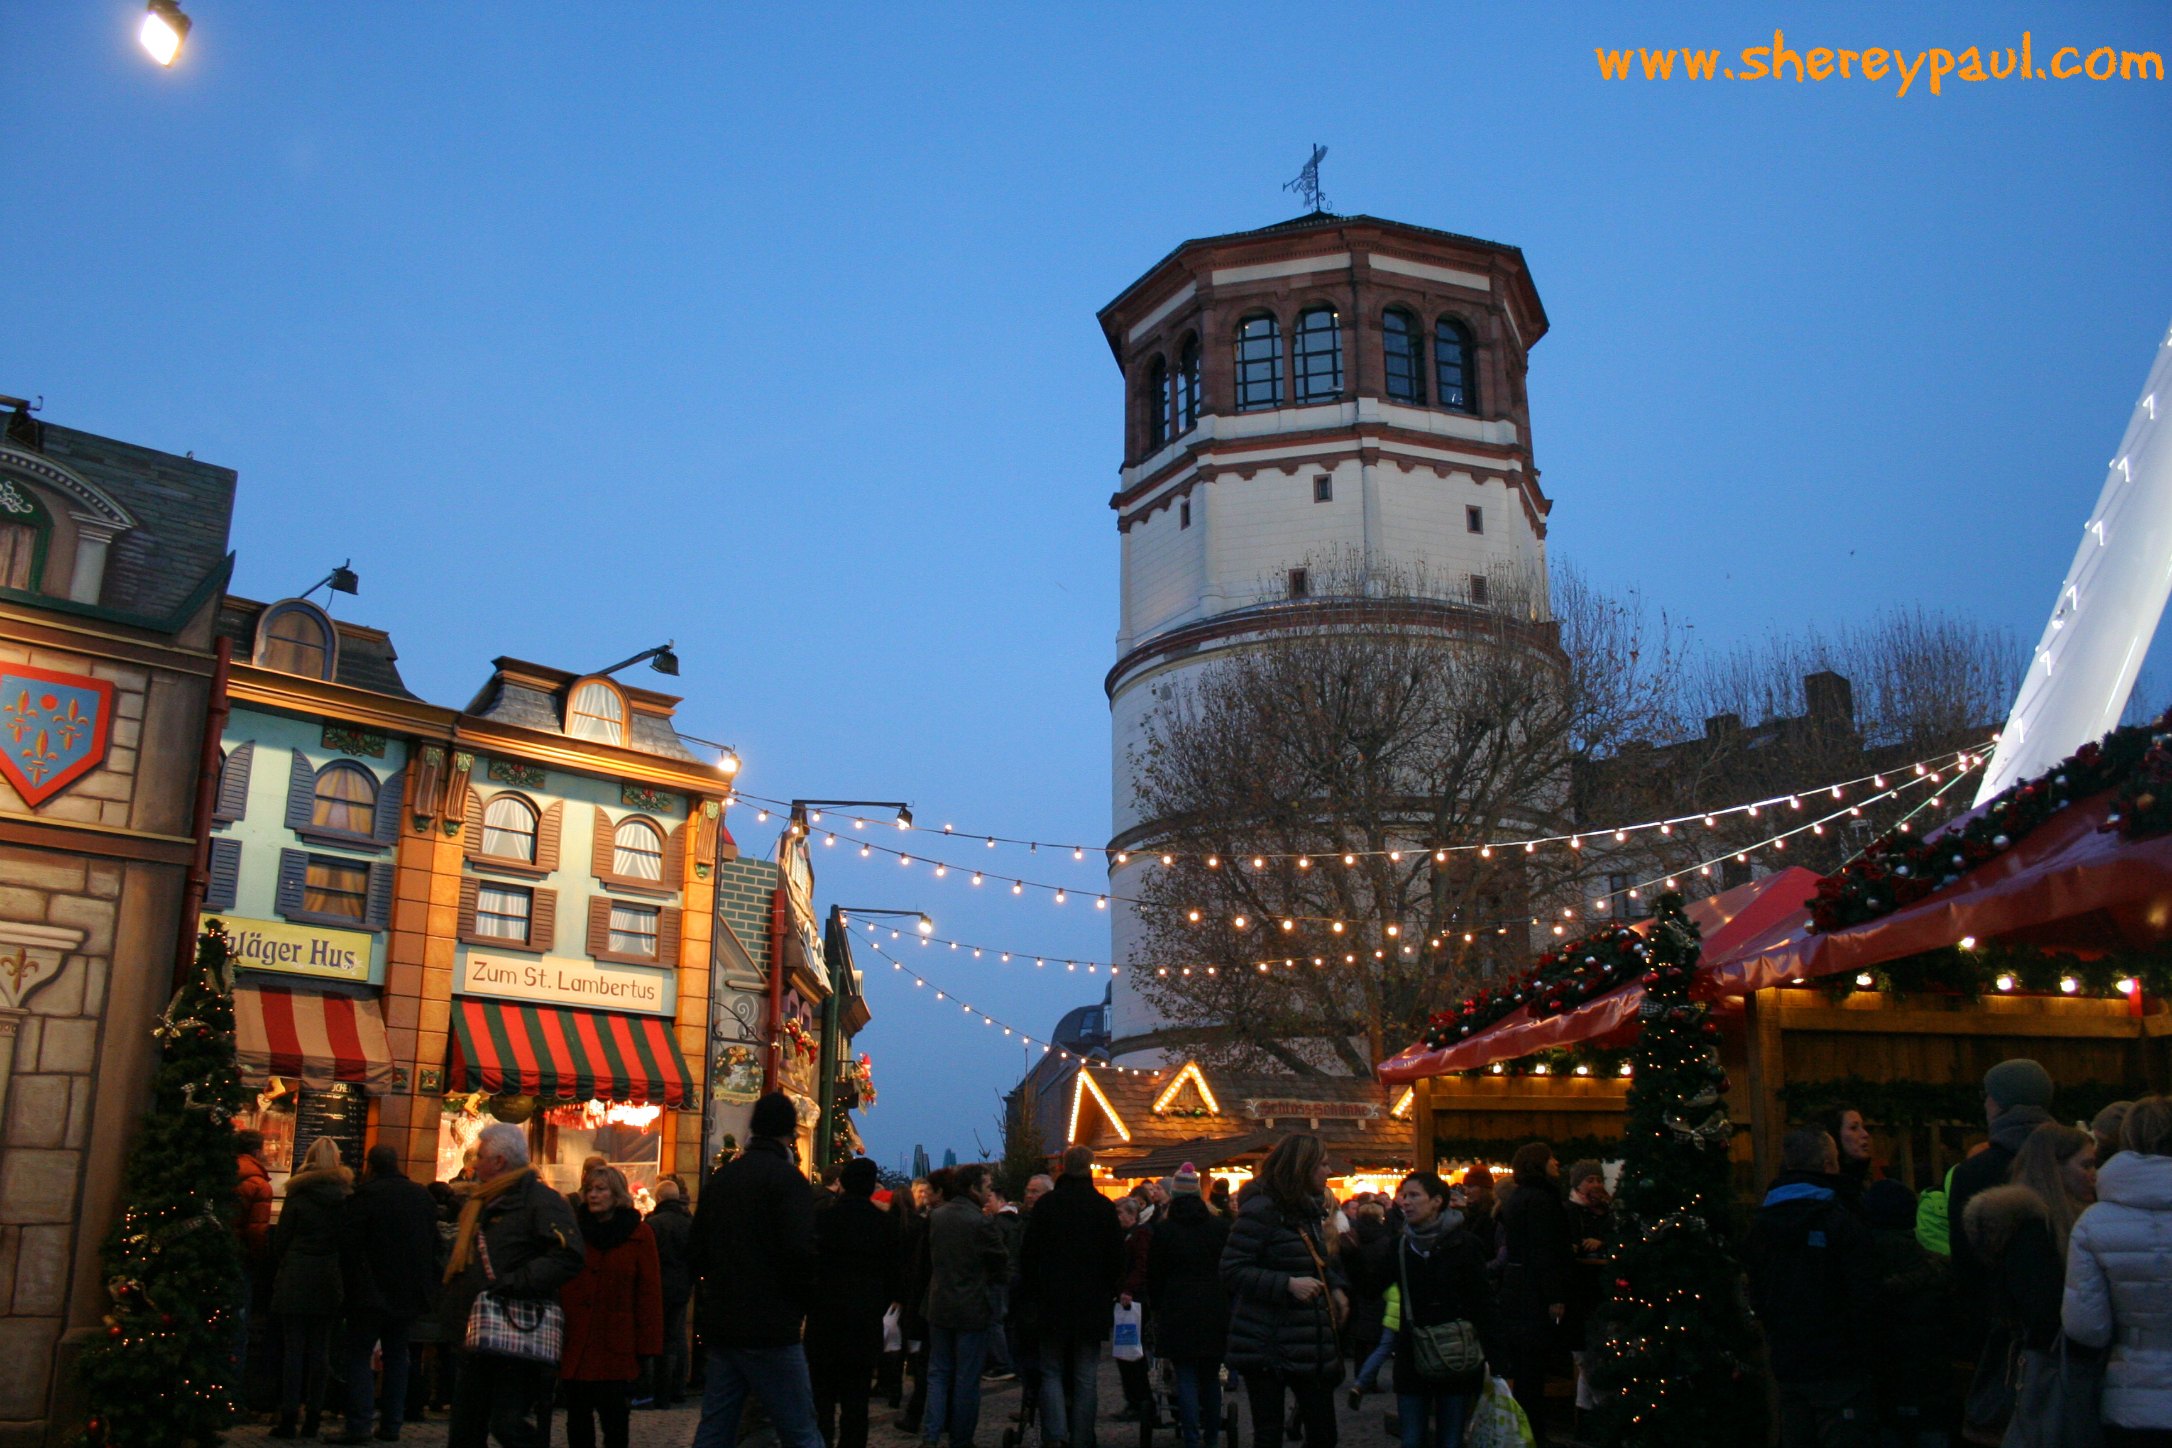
[[139, 0, 190, 65]]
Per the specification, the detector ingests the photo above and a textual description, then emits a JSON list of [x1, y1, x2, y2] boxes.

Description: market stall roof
[[1120, 1131, 1280, 1179], [235, 985, 399, 1095], [1053, 1057, 1415, 1175], [1703, 788, 2172, 995], [446, 998, 694, 1106], [1377, 868, 1822, 1084]]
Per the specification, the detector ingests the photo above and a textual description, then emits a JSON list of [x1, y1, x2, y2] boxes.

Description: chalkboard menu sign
[[293, 1083, 369, 1174]]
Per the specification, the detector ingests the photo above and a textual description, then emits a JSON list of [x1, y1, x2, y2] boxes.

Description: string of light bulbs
[[836, 764, 1971, 982], [725, 745, 1990, 866], [858, 934, 1160, 1076], [742, 748, 1986, 934]]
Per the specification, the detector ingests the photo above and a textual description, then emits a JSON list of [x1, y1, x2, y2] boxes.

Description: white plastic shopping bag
[[1466, 1374, 1533, 1448], [1111, 1301, 1145, 1361], [881, 1304, 903, 1354]]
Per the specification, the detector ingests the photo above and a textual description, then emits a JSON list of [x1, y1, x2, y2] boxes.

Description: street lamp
[[792, 798, 914, 832], [833, 906, 933, 937], [139, 1, 190, 66], [593, 641, 680, 678], [299, 559, 360, 603], [676, 732, 742, 778]]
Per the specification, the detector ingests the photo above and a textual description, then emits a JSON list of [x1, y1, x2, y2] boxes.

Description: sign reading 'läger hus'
[[457, 950, 677, 1017]]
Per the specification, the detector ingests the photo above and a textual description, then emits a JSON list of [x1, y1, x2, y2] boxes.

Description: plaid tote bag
[[464, 1231, 565, 1363]]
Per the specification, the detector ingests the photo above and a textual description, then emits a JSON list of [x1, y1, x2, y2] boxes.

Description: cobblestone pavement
[[223, 1355, 1547, 1448]]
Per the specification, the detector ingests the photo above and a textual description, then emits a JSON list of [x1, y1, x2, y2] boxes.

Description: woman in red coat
[[560, 1165, 663, 1448]]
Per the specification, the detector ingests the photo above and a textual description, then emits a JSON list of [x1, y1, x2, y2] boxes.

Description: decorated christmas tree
[[1589, 893, 1764, 1447], [75, 923, 250, 1448]]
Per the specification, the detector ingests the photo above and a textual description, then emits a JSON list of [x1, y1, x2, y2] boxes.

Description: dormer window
[[255, 600, 337, 679], [567, 677, 628, 745], [0, 477, 51, 593]]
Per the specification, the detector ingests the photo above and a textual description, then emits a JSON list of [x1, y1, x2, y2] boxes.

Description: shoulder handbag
[[1298, 1220, 1347, 1331], [1400, 1237, 1484, 1381], [465, 1229, 566, 1364], [2003, 1335, 2105, 1448], [1961, 1323, 2017, 1446]]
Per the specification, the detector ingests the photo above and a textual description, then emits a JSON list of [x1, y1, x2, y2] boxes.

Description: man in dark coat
[[807, 1158, 899, 1448], [648, 1178, 696, 1408], [1946, 1059, 2055, 1352], [1018, 1145, 1123, 1448], [691, 1091, 823, 1448], [1147, 1166, 1231, 1448], [334, 1145, 440, 1443], [441, 1123, 582, 1448], [1746, 1128, 1879, 1448]]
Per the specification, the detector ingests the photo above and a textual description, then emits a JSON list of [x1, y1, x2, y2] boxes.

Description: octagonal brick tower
[[1098, 211, 1554, 1063]]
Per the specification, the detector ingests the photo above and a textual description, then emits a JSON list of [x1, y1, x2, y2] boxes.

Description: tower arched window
[[1382, 309, 1424, 403], [1292, 306, 1342, 404], [1174, 335, 1201, 433], [1234, 314, 1283, 412], [312, 762, 379, 836], [1434, 318, 1477, 414], [1144, 356, 1168, 452], [567, 678, 627, 745], [0, 478, 52, 593], [255, 600, 336, 679]]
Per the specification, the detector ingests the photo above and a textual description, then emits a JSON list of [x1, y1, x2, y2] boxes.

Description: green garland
[[1453, 1044, 1636, 1080], [1817, 940, 2172, 1004], [1778, 1075, 2136, 1129]]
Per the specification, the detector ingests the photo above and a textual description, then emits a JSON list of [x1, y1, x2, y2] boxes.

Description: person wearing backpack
[[1746, 1128, 1879, 1448]]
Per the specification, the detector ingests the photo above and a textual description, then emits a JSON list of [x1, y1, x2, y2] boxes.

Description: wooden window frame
[[464, 791, 562, 878], [275, 847, 393, 932], [590, 806, 684, 896], [458, 876, 558, 954], [565, 675, 630, 746], [286, 754, 403, 852], [586, 895, 682, 967], [253, 600, 339, 681]]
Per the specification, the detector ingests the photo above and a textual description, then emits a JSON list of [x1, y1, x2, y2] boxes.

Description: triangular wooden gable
[[1068, 1068, 1131, 1146], [1150, 1059, 1221, 1116]]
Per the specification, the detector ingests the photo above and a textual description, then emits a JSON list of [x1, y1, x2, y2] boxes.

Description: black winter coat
[[1962, 1184, 2066, 1353], [808, 1195, 899, 1360], [693, 1137, 818, 1350], [342, 1170, 441, 1320], [1339, 1217, 1391, 1356], [438, 1171, 583, 1346], [272, 1168, 351, 1316], [1946, 1106, 2049, 1320], [926, 1198, 1006, 1331], [897, 1206, 932, 1338], [1147, 1196, 1230, 1361], [1868, 1224, 1954, 1418], [1745, 1170, 1878, 1383], [1220, 1190, 1345, 1383], [1363, 1222, 1501, 1396], [648, 1197, 695, 1308], [1497, 1181, 1572, 1332], [1019, 1175, 1123, 1345]]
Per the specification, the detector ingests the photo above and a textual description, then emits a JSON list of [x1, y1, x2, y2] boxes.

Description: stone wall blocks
[[0, 888, 48, 922], [3, 1076, 68, 1150], [85, 864, 122, 900], [0, 1316, 63, 1418], [11, 1225, 69, 1315], [81, 960, 107, 1017], [0, 854, 84, 894], [35, 1019, 97, 1075], [64, 1077, 90, 1149], [27, 961, 85, 1018], [0, 1150, 80, 1224], [44, 898, 116, 958]]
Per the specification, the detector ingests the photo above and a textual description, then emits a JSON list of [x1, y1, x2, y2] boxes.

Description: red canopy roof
[[1702, 788, 2172, 995], [1377, 868, 1821, 1084]]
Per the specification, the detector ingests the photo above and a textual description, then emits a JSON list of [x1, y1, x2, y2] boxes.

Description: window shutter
[[463, 790, 484, 852], [205, 838, 242, 911], [591, 807, 615, 880], [275, 848, 308, 916], [365, 861, 395, 929], [373, 768, 406, 845], [531, 888, 558, 952], [587, 897, 611, 958], [458, 877, 480, 940], [664, 823, 686, 889], [283, 750, 317, 833], [214, 741, 255, 823], [536, 802, 563, 873], [657, 906, 682, 966]]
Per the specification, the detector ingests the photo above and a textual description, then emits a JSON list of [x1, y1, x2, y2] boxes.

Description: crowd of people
[[231, 1064, 2172, 1448]]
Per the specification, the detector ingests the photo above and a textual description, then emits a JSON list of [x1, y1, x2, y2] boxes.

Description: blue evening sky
[[9, 3, 2168, 1166]]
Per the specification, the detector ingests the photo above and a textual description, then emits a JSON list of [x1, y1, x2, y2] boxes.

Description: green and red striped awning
[[447, 998, 693, 1106]]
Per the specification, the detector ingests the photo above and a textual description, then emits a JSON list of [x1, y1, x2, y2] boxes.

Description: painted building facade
[[0, 407, 236, 1442]]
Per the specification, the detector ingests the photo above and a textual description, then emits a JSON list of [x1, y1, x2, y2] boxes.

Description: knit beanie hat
[[1862, 1178, 1916, 1231], [1172, 1163, 1201, 1195], [840, 1157, 880, 1196], [1984, 1058, 2054, 1111], [750, 1090, 799, 1139], [1566, 1159, 1604, 1192]]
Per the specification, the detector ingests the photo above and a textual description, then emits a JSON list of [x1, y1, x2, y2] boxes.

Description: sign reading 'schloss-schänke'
[[457, 951, 676, 1016]]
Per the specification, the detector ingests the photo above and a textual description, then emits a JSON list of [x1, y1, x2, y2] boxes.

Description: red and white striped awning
[[234, 986, 399, 1095]]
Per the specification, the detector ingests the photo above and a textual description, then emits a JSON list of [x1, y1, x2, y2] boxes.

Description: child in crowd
[[1353, 1282, 1402, 1398]]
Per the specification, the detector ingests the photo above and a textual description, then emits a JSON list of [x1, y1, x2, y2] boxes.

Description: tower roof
[[1098, 211, 1547, 359]]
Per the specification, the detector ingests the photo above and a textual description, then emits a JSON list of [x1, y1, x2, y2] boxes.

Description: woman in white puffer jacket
[[2063, 1094, 2172, 1445]]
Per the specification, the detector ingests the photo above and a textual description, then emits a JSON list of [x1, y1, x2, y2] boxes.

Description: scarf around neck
[[580, 1204, 641, 1253], [445, 1167, 532, 1283]]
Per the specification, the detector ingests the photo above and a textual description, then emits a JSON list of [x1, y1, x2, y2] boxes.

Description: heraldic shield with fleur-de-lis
[[0, 663, 116, 808]]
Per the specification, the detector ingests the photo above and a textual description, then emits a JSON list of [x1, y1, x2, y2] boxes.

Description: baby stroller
[[1134, 1359, 1239, 1448], [997, 1375, 1038, 1448]]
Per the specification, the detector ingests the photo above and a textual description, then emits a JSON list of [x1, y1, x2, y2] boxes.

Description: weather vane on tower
[[1284, 144, 1330, 214]]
